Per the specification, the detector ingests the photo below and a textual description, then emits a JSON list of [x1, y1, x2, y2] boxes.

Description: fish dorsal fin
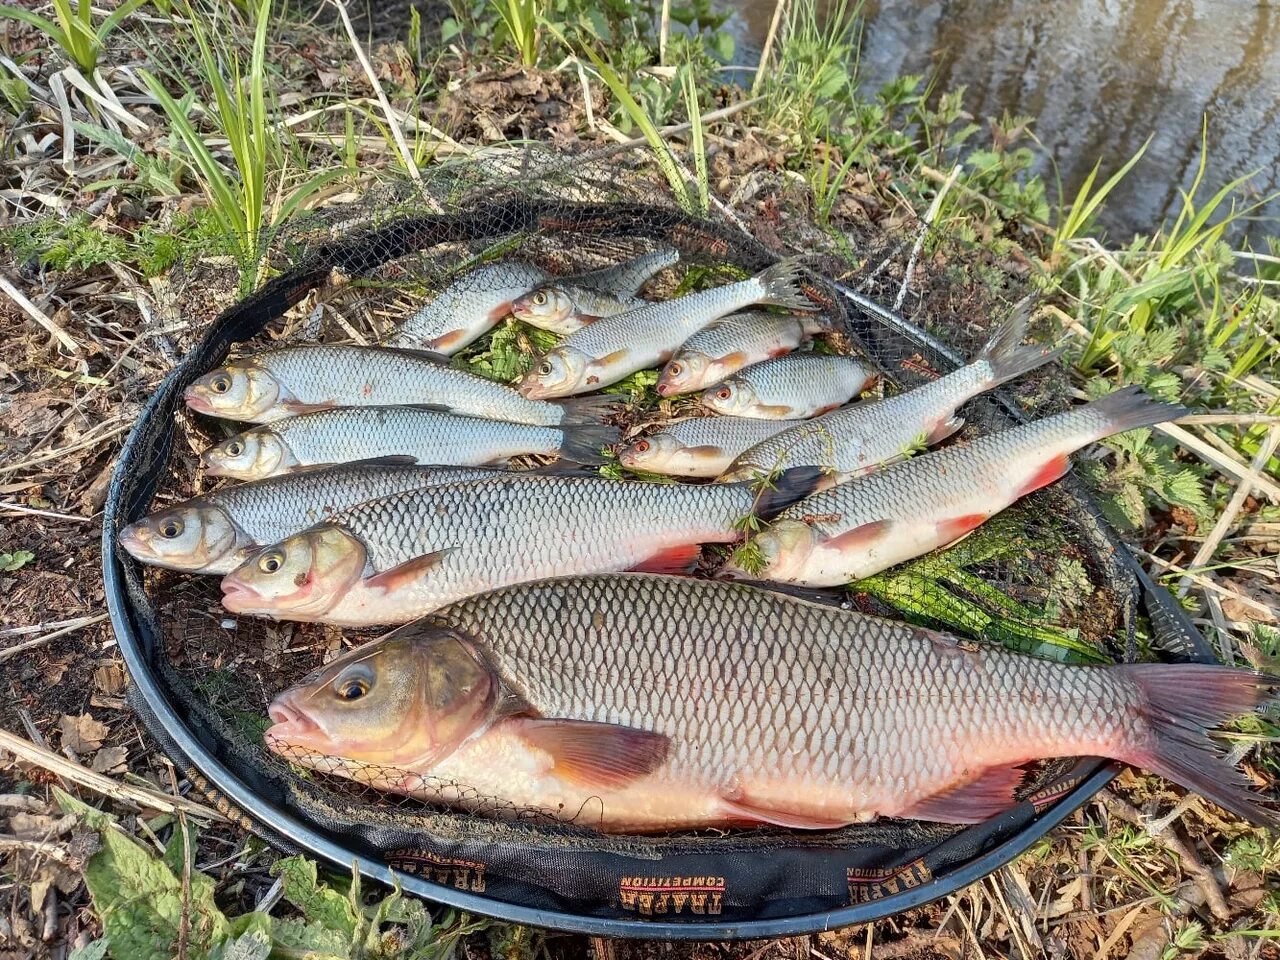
[[365, 549, 452, 593], [514, 718, 670, 789], [899, 764, 1027, 824], [718, 795, 850, 830]]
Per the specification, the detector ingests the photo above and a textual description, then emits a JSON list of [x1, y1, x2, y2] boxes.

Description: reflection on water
[[728, 0, 1280, 242]]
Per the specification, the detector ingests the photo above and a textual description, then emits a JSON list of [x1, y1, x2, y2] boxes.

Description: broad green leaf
[[272, 856, 359, 939]]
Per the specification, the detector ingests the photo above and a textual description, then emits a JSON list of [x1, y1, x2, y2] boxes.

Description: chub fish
[[656, 312, 830, 396], [265, 574, 1278, 833], [722, 388, 1186, 585], [200, 406, 617, 480], [512, 246, 680, 335], [618, 417, 803, 478], [700, 354, 875, 420], [220, 469, 821, 625]]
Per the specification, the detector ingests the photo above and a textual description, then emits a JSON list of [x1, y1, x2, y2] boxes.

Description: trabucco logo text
[[387, 849, 486, 892], [619, 875, 725, 916], [847, 858, 932, 903]]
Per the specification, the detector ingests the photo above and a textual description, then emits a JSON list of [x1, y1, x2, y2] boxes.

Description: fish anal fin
[[1015, 453, 1072, 498], [900, 764, 1026, 824], [630, 542, 703, 574], [430, 329, 469, 352], [936, 513, 989, 544], [365, 549, 451, 593], [515, 718, 669, 789], [718, 796, 850, 830], [825, 519, 893, 551], [927, 415, 964, 444]]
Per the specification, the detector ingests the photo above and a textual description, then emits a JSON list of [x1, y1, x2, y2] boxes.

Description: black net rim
[[102, 189, 1215, 937]]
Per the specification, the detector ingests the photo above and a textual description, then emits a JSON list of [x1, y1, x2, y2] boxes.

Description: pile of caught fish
[[122, 245, 1277, 834]]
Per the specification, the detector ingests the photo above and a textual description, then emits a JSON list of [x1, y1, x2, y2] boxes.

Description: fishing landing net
[[105, 148, 1213, 927]]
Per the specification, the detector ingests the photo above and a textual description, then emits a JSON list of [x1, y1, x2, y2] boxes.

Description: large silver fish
[[618, 417, 803, 478], [200, 406, 617, 480], [183, 345, 616, 426], [656, 311, 830, 396], [118, 462, 502, 574], [700, 354, 875, 420], [518, 259, 816, 399], [387, 261, 550, 355], [265, 574, 1279, 832], [723, 388, 1186, 585], [220, 468, 820, 626], [719, 300, 1062, 482], [512, 245, 680, 335]]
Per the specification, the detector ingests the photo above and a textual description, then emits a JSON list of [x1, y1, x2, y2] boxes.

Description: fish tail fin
[[976, 295, 1064, 386], [1079, 385, 1189, 440], [748, 465, 825, 520], [1119, 663, 1279, 828], [756, 258, 819, 311], [557, 423, 620, 465], [554, 395, 623, 426]]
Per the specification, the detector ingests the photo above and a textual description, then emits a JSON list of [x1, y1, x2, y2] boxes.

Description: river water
[[727, 0, 1280, 243]]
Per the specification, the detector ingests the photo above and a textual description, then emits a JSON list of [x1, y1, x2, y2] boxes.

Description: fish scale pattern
[[273, 406, 568, 466], [429, 575, 1147, 813], [329, 475, 758, 613], [247, 346, 585, 425]]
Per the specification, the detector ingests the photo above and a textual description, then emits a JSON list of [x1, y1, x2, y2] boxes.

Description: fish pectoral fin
[[755, 403, 798, 419], [1015, 453, 1072, 498], [936, 513, 989, 544], [487, 300, 515, 321], [431, 329, 469, 352], [597, 348, 630, 367], [629, 543, 703, 574], [340, 455, 422, 469], [391, 347, 452, 364], [825, 519, 893, 551], [717, 796, 851, 830], [514, 718, 670, 789], [899, 763, 1027, 824], [718, 349, 750, 368], [280, 399, 337, 415], [364, 550, 451, 593]]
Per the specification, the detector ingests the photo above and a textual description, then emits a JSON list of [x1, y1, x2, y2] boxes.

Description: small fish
[[387, 261, 550, 355], [723, 388, 1186, 586], [200, 406, 618, 480], [184, 345, 616, 426], [656, 312, 830, 396], [266, 574, 1279, 832], [518, 259, 817, 399], [701, 354, 875, 420], [719, 298, 1062, 482], [221, 469, 821, 626], [118, 462, 502, 574], [511, 246, 680, 335], [618, 417, 803, 478]]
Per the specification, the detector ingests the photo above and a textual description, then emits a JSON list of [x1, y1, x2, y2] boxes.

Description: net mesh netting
[[109, 148, 1191, 923]]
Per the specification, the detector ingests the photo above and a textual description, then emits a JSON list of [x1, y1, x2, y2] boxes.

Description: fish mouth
[[517, 379, 547, 400], [266, 695, 320, 743], [655, 380, 674, 397], [117, 524, 149, 557], [220, 578, 262, 612], [183, 385, 215, 414]]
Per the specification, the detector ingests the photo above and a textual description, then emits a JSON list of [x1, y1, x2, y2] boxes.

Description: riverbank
[[0, 1, 1277, 957]]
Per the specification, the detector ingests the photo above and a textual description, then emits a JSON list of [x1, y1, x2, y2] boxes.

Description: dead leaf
[[8, 812, 77, 841], [58, 713, 108, 755], [1220, 577, 1279, 624], [89, 745, 127, 775]]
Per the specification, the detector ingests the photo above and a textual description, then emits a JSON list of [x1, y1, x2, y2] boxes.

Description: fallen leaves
[[59, 712, 108, 756]]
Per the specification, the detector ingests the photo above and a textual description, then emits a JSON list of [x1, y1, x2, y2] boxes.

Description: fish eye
[[225, 440, 244, 457], [538, 361, 553, 376], [210, 374, 232, 394], [668, 363, 682, 377], [336, 676, 369, 701], [634, 440, 650, 453], [533, 291, 547, 305], [258, 549, 285, 574], [159, 517, 184, 539], [716, 387, 732, 400]]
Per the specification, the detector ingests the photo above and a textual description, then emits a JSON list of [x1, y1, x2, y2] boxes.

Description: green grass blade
[[0, 7, 71, 55], [1053, 136, 1149, 253], [682, 70, 708, 216]]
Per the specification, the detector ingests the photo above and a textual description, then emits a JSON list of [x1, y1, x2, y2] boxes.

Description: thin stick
[[659, 0, 671, 65], [1177, 424, 1280, 596], [0, 614, 109, 663], [329, 0, 421, 183], [0, 274, 81, 354], [0, 502, 93, 522], [895, 164, 961, 312], [601, 96, 765, 151], [1154, 421, 1280, 503], [1137, 551, 1274, 619], [0, 729, 228, 823], [752, 0, 787, 96]]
